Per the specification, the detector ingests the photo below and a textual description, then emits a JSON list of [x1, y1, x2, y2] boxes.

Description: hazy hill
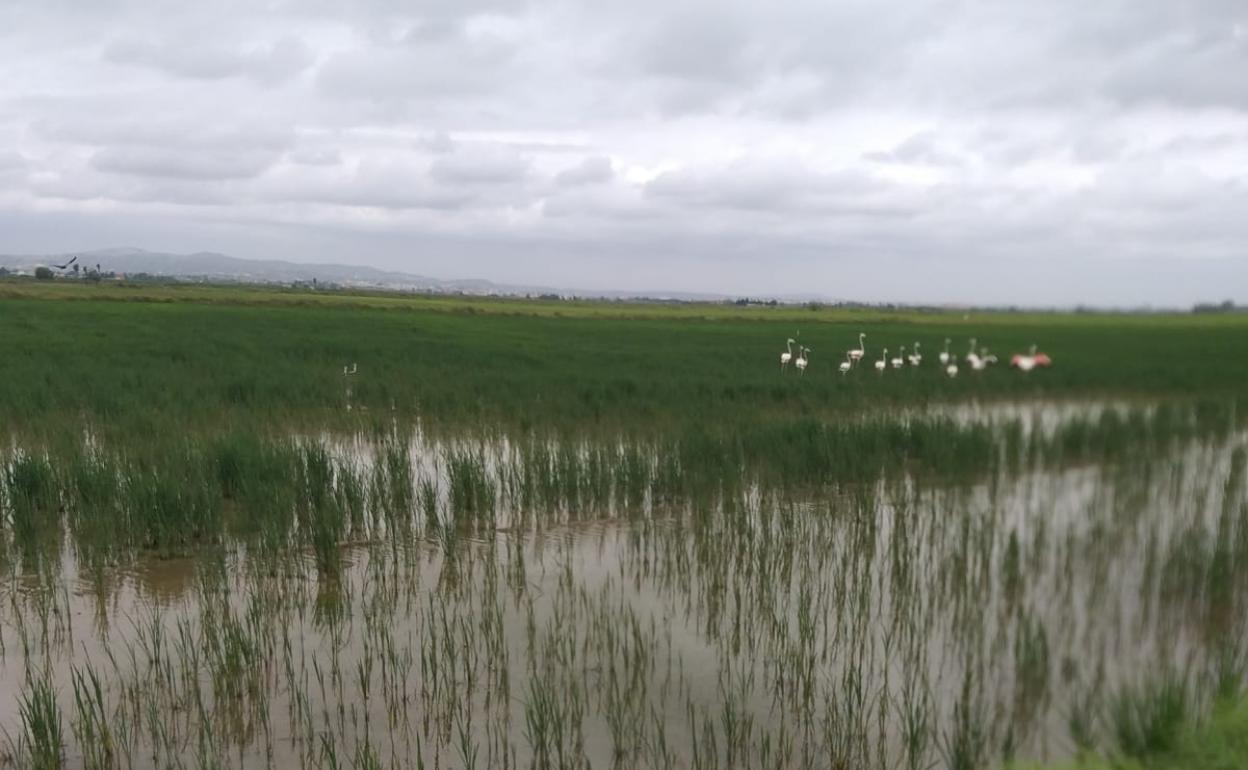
[[0, 247, 736, 301]]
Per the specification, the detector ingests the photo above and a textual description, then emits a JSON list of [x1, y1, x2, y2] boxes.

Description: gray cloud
[[30, 169, 238, 206], [315, 28, 518, 104], [645, 162, 918, 218], [35, 119, 292, 154], [287, 147, 343, 166], [0, 151, 26, 172], [105, 35, 313, 85], [268, 158, 475, 210], [864, 132, 962, 166], [421, 131, 457, 154], [429, 144, 530, 185], [90, 147, 280, 180], [555, 156, 614, 187], [1, 0, 1247, 305]]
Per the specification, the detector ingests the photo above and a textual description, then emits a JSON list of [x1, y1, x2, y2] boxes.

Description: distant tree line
[[0, 262, 115, 281], [1192, 299, 1239, 314]]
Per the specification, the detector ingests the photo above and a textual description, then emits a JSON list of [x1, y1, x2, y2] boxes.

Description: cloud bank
[[1, 0, 1246, 305]]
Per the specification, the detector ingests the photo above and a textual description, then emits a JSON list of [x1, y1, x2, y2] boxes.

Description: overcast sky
[[1, 0, 1246, 306]]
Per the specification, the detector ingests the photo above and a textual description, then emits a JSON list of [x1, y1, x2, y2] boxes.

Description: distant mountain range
[[0, 247, 738, 302]]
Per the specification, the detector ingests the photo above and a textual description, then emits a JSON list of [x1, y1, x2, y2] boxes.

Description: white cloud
[[0, 0, 1246, 305]]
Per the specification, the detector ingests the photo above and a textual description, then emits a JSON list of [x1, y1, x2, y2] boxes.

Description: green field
[[1, 280, 1246, 769], [3, 279, 1246, 438]]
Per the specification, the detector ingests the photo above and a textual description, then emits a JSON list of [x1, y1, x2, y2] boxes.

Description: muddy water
[[0, 406, 1245, 768]]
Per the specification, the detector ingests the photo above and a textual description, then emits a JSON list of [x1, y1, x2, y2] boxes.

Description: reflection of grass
[[0, 411, 1241, 768], [1, 400, 1232, 567], [1008, 696, 1248, 770], [1110, 673, 1190, 759]]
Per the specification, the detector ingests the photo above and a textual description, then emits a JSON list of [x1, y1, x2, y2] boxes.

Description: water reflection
[[0, 402, 1244, 768]]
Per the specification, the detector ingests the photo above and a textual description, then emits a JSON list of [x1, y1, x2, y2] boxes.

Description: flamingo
[[938, 338, 951, 366], [848, 333, 866, 363], [965, 338, 981, 369], [343, 363, 358, 375], [981, 347, 998, 366], [780, 338, 796, 372], [891, 346, 907, 369], [946, 361, 958, 377], [839, 353, 852, 375], [1011, 344, 1051, 372], [970, 350, 989, 371], [908, 342, 922, 367], [795, 346, 810, 375], [875, 348, 888, 373]]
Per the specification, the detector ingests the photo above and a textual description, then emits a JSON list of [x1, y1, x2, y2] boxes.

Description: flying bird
[[51, 256, 78, 270]]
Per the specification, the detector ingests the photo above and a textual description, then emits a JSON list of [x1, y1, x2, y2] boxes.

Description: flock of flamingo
[[780, 334, 1052, 377]]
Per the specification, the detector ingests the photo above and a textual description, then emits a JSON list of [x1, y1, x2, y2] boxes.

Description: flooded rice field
[[1, 399, 1245, 769]]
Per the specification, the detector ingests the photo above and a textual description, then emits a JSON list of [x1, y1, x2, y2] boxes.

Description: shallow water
[[0, 403, 1245, 768]]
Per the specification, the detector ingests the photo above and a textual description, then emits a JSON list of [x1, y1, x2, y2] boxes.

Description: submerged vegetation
[[1, 281, 1247, 768]]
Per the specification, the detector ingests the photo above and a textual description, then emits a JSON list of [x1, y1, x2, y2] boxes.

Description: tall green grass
[[2, 287, 1246, 441], [12, 671, 64, 770], [0, 400, 1233, 572]]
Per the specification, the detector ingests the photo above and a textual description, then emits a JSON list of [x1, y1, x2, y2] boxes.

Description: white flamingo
[[971, 348, 990, 371], [839, 353, 852, 375], [946, 361, 958, 377], [965, 338, 981, 369], [891, 345, 906, 369], [795, 346, 810, 375], [848, 333, 866, 363], [938, 338, 951, 366], [780, 338, 796, 372], [908, 342, 922, 367], [875, 348, 888, 373], [981, 347, 998, 366], [343, 363, 358, 375]]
